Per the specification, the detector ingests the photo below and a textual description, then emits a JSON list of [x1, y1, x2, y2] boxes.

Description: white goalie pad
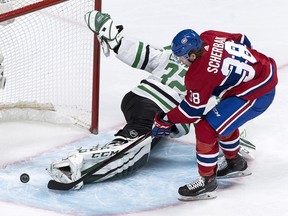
[[48, 152, 84, 190], [48, 136, 152, 189], [90, 141, 151, 182]]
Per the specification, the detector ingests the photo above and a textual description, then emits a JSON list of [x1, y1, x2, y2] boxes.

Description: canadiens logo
[[181, 37, 188, 44]]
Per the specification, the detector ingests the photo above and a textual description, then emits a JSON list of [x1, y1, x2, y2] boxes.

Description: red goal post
[[0, 0, 102, 134]]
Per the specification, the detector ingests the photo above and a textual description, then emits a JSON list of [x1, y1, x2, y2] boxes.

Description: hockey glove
[[152, 112, 175, 137], [84, 10, 123, 57]]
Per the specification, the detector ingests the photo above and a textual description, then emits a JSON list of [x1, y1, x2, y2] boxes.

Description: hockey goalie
[[48, 10, 255, 190]]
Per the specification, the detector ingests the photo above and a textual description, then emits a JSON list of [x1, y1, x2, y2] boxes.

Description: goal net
[[0, 0, 101, 133]]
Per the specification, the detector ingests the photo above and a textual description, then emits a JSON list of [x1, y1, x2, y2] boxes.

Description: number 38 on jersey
[[222, 41, 257, 82]]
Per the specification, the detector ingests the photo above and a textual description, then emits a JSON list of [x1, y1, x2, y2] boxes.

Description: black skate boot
[[178, 175, 217, 201], [217, 155, 252, 179]]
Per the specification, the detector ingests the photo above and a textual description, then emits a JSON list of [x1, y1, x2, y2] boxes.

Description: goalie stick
[[239, 137, 256, 150], [47, 131, 151, 190], [238, 137, 256, 160]]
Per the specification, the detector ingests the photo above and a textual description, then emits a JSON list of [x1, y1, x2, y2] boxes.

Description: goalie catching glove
[[84, 10, 123, 57], [47, 135, 152, 190]]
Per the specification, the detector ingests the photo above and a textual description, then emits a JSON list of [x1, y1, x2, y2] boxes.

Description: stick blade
[[47, 180, 75, 190]]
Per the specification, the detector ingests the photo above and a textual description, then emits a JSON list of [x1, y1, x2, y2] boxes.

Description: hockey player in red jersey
[[152, 29, 278, 201], [48, 11, 256, 191]]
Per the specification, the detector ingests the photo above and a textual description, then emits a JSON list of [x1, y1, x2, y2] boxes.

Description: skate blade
[[178, 191, 217, 201], [217, 169, 252, 179]]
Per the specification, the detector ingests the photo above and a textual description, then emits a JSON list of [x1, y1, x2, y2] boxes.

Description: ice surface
[[1, 0, 288, 215]]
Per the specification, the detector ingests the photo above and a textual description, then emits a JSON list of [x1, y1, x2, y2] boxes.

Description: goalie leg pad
[[86, 140, 151, 183], [48, 136, 152, 189]]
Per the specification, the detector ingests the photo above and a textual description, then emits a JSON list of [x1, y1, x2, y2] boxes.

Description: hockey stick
[[47, 131, 151, 190], [239, 137, 256, 160], [239, 137, 256, 150]]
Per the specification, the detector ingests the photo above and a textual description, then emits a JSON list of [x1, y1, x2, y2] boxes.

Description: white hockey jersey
[[116, 37, 190, 137]]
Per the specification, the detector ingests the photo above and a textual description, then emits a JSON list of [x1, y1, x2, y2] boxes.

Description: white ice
[[1, 0, 288, 215]]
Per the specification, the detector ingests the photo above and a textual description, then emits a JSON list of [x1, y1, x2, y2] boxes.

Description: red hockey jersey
[[167, 30, 278, 124]]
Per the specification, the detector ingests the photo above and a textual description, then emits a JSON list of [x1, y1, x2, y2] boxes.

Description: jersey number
[[161, 63, 186, 92], [221, 41, 256, 82], [189, 91, 200, 104]]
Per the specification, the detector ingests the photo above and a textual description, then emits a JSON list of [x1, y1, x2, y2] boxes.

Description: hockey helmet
[[171, 29, 202, 58]]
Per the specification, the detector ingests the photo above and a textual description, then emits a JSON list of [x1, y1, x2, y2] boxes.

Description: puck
[[20, 173, 30, 183]]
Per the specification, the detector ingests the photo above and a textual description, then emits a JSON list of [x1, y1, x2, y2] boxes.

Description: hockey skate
[[178, 175, 217, 201], [217, 155, 252, 179]]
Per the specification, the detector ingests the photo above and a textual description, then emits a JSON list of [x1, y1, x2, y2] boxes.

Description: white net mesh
[[0, 0, 97, 129]]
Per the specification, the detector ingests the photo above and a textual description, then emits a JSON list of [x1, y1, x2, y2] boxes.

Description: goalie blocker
[[48, 135, 152, 190]]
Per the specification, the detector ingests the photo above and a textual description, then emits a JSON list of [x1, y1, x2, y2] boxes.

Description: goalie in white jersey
[[48, 11, 255, 189]]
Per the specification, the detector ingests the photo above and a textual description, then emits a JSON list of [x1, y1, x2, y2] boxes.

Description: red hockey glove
[[152, 112, 175, 137]]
